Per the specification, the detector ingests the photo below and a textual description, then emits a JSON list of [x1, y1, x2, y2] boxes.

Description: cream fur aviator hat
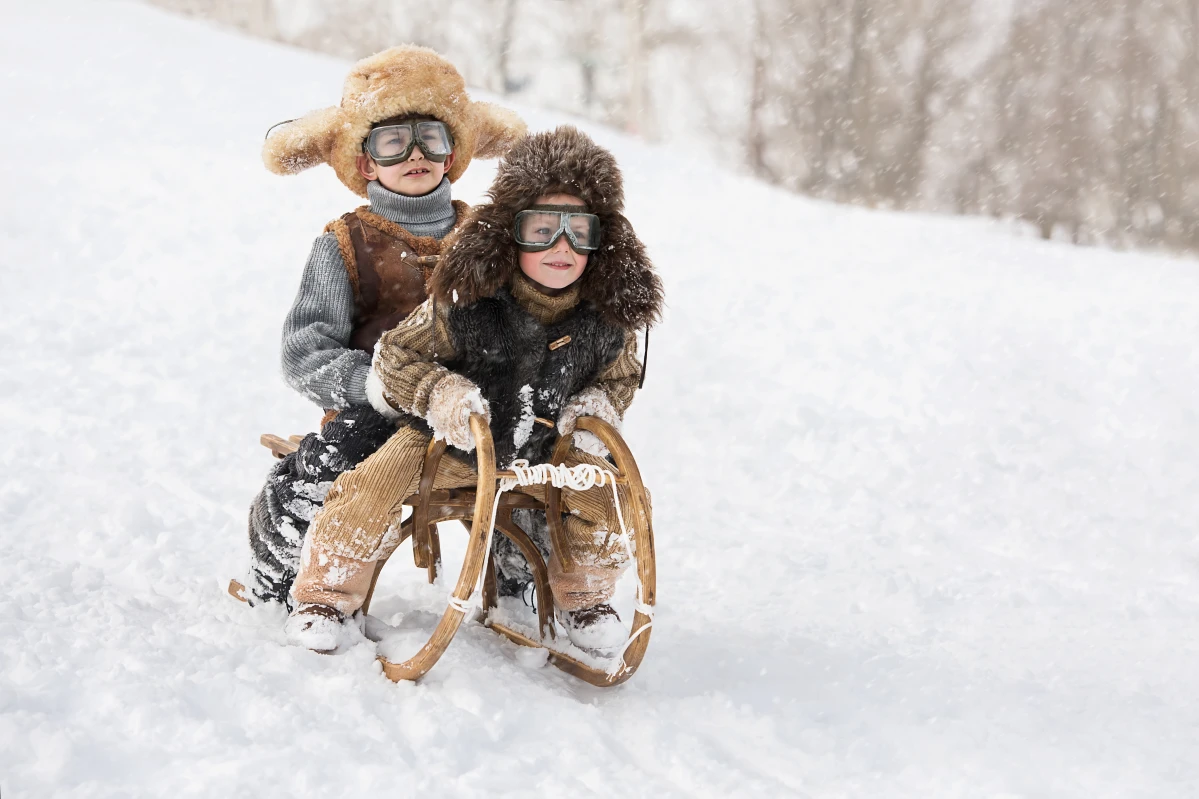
[[262, 45, 527, 197]]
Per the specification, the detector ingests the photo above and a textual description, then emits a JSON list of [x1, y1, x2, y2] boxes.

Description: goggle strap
[[265, 118, 298, 141], [639, 326, 650, 389], [526, 204, 593, 215]]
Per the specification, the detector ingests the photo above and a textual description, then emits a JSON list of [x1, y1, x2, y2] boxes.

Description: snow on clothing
[[244, 180, 464, 607], [293, 126, 664, 615], [323, 189, 471, 362], [428, 127, 663, 331], [291, 425, 630, 614], [282, 179, 464, 410], [246, 406, 396, 606], [246, 43, 526, 608], [293, 278, 642, 613], [369, 274, 642, 465], [266, 42, 525, 407]]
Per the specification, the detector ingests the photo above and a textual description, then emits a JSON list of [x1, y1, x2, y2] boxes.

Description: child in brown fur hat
[[287, 126, 664, 656], [242, 46, 525, 609]]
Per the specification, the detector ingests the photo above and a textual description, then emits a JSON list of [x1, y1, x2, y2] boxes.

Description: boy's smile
[[542, 254, 575, 270]]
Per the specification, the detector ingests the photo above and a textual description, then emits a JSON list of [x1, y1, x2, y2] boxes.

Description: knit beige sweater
[[369, 272, 642, 423]]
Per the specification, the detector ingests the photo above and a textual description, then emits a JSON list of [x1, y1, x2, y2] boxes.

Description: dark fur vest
[[443, 289, 625, 467]]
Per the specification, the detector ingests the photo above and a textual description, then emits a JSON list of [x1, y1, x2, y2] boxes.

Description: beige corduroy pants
[[291, 426, 634, 614]]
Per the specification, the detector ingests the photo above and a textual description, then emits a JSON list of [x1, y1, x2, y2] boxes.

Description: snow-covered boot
[[494, 508, 552, 608], [284, 603, 346, 653], [493, 535, 536, 612], [496, 569, 533, 602], [557, 603, 627, 656]]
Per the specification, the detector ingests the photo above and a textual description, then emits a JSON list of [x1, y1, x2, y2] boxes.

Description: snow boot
[[496, 569, 534, 604], [493, 508, 552, 610], [285, 603, 346, 653], [557, 603, 626, 656]]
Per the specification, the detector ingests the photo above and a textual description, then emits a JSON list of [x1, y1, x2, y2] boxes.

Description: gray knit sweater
[[281, 178, 457, 409]]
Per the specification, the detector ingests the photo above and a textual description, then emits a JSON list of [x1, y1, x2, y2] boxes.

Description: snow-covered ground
[[3, 2, 1198, 796]]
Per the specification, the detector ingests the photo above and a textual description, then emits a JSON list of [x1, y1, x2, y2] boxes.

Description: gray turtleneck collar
[[366, 178, 457, 239]]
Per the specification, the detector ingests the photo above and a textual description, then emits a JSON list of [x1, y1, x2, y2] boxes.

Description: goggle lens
[[519, 212, 570, 245], [414, 121, 453, 156], [369, 126, 414, 159]]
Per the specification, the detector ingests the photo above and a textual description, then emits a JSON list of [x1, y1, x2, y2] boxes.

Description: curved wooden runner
[[247, 413, 656, 687], [377, 414, 496, 682], [411, 436, 447, 582], [488, 415, 657, 687]]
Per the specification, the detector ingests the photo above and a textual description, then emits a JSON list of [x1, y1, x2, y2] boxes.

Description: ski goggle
[[363, 121, 454, 166], [514, 205, 602, 253]]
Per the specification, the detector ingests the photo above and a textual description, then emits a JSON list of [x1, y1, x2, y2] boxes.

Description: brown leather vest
[[325, 201, 469, 352]]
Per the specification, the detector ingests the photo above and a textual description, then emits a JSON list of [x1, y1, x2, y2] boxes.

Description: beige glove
[[425, 373, 490, 451], [557, 387, 621, 458]]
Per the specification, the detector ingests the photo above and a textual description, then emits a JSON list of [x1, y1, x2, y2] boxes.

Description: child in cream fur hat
[[243, 46, 526, 609]]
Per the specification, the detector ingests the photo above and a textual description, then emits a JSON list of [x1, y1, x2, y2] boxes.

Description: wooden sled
[[233, 414, 656, 688]]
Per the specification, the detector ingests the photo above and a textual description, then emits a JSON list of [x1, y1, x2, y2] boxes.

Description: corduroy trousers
[[291, 426, 634, 615]]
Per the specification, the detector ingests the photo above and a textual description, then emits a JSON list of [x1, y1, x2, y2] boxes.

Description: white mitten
[[425, 373, 490, 451], [364, 366, 402, 421], [557, 388, 621, 458]]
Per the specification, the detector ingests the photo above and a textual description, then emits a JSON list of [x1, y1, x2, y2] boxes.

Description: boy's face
[[517, 193, 590, 294], [356, 117, 454, 197]]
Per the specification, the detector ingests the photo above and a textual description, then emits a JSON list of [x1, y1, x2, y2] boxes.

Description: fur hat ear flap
[[261, 106, 342, 175], [431, 203, 519, 307], [471, 103, 529, 160], [580, 212, 664, 330]]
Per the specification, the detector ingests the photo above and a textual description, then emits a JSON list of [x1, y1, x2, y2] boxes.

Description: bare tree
[[746, 0, 774, 182], [496, 0, 521, 95], [143, 0, 1199, 257]]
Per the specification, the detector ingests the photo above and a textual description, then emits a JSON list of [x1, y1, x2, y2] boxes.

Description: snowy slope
[[3, 2, 1199, 796]]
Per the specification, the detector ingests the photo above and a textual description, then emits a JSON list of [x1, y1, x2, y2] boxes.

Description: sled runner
[[234, 414, 656, 687]]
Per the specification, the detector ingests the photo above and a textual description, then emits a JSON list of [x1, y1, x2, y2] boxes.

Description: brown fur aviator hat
[[262, 46, 526, 197], [433, 126, 664, 331]]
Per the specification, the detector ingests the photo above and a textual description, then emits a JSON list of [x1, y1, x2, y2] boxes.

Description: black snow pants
[[244, 406, 543, 609], [245, 406, 395, 607]]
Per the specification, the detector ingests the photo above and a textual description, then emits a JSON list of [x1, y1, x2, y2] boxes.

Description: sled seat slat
[[399, 488, 545, 513], [260, 433, 299, 459]]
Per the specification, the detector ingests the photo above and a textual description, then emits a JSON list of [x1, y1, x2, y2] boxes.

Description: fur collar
[[354, 200, 471, 256]]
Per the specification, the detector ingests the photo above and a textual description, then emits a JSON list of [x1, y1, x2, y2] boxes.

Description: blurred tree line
[[150, 0, 1199, 253]]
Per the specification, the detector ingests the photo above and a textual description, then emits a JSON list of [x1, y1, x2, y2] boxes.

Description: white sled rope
[[445, 458, 655, 672]]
